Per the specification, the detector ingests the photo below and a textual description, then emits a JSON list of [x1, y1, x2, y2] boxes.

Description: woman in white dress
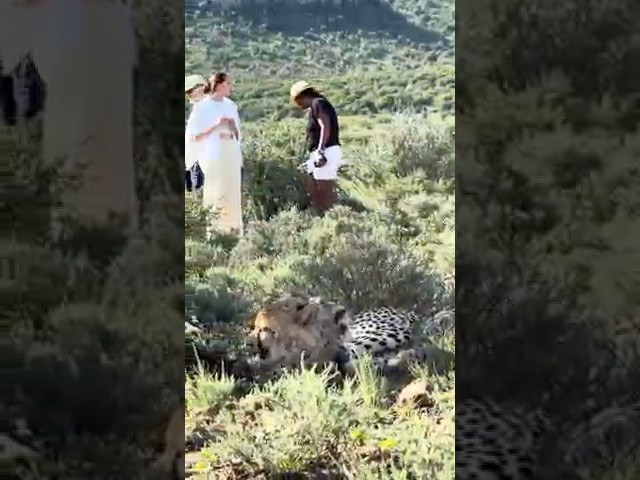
[[185, 72, 244, 236]]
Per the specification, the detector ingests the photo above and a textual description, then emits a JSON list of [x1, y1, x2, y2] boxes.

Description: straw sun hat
[[289, 80, 314, 105], [185, 74, 206, 93]]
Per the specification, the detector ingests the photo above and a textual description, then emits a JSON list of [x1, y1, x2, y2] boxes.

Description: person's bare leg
[[306, 174, 320, 216], [315, 179, 336, 215], [326, 180, 337, 210], [315, 180, 328, 215]]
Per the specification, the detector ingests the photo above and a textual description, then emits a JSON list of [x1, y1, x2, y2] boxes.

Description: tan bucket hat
[[289, 80, 313, 104], [185, 74, 206, 93]]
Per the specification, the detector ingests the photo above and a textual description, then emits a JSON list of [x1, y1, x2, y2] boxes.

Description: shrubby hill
[[185, 0, 455, 120], [184, 0, 456, 478]]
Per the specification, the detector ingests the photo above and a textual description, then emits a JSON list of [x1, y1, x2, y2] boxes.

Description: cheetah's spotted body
[[251, 294, 454, 375], [250, 295, 557, 479], [455, 400, 550, 480], [346, 307, 417, 358]]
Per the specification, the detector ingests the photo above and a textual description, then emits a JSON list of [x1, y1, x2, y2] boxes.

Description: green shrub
[[193, 362, 454, 478], [186, 273, 253, 326], [230, 208, 312, 263], [186, 238, 232, 278], [280, 235, 447, 314], [344, 113, 454, 188], [182, 6, 457, 475], [241, 123, 309, 221], [388, 114, 455, 183], [6, 302, 182, 477]]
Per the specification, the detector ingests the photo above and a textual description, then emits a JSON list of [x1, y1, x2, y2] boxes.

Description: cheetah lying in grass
[[250, 293, 454, 376], [249, 294, 553, 479]]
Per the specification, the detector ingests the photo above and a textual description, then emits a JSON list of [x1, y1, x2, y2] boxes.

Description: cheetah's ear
[[295, 301, 318, 326], [292, 288, 320, 299], [333, 306, 347, 324], [290, 294, 309, 312]]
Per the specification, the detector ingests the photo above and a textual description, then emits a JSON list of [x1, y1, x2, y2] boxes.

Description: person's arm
[[224, 102, 241, 141], [191, 119, 226, 142], [317, 115, 329, 151], [185, 103, 225, 142], [190, 127, 214, 142], [231, 103, 242, 142], [230, 103, 243, 168], [314, 101, 332, 152]]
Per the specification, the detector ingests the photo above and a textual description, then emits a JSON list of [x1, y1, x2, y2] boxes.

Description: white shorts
[[305, 145, 344, 180]]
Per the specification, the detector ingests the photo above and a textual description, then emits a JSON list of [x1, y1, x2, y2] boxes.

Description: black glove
[[314, 149, 328, 168]]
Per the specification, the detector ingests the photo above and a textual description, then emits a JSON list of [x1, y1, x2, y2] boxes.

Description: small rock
[[394, 379, 434, 410]]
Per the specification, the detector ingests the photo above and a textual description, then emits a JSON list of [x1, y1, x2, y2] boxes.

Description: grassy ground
[[186, 339, 454, 479], [185, 0, 455, 477], [184, 112, 455, 478]]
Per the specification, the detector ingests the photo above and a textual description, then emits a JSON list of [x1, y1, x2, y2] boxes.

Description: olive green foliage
[[185, 115, 454, 319], [3, 2, 185, 478], [185, 115, 455, 479], [185, 0, 455, 121], [184, 1, 455, 477], [187, 355, 454, 479], [457, 0, 640, 476]]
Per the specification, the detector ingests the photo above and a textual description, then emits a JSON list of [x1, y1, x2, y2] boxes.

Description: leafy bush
[[280, 236, 446, 314], [180, 3, 459, 477], [388, 114, 455, 183], [185, 0, 455, 121], [186, 273, 253, 326], [192, 361, 454, 478], [240, 123, 309, 220], [183, 111, 455, 476], [6, 301, 182, 477]]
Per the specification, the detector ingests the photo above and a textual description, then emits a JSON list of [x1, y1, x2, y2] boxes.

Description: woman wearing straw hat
[[184, 74, 207, 195], [185, 72, 244, 236], [290, 80, 343, 216]]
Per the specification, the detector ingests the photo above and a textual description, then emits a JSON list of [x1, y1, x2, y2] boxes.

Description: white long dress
[[185, 96, 243, 235]]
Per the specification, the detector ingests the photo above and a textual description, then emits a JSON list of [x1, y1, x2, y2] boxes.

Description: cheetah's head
[[250, 293, 352, 367]]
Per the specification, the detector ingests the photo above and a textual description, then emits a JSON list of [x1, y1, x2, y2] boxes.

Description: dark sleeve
[[311, 98, 330, 119]]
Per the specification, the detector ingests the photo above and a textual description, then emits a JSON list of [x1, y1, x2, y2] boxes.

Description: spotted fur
[[251, 295, 454, 376], [455, 400, 550, 480], [345, 307, 417, 360]]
